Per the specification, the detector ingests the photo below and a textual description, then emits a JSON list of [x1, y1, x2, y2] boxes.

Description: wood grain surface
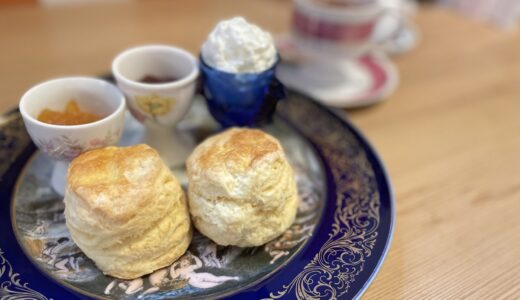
[[1, 1, 519, 299]]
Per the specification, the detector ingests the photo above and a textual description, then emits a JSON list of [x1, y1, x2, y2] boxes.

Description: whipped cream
[[201, 17, 277, 73]]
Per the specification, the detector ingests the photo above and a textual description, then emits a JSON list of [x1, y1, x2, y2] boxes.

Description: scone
[[64, 144, 191, 279], [186, 128, 298, 247]]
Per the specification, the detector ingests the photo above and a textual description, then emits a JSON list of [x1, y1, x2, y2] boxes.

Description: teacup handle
[[255, 77, 286, 124], [371, 0, 417, 46]]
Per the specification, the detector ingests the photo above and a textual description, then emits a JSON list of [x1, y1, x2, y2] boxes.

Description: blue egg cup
[[199, 56, 286, 127]]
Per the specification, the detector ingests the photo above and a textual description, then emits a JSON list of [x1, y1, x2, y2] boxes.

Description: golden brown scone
[[64, 144, 191, 279], [186, 128, 298, 247]]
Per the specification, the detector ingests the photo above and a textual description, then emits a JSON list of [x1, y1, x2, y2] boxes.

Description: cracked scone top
[[186, 128, 298, 247], [64, 144, 191, 279]]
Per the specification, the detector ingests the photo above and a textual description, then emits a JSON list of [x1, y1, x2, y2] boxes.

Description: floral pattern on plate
[[34, 128, 121, 160]]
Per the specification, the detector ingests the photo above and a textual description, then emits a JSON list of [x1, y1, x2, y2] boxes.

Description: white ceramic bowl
[[112, 45, 199, 127], [19, 77, 126, 161]]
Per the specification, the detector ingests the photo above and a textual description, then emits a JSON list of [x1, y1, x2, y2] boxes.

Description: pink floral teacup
[[19, 77, 126, 195], [291, 0, 384, 57]]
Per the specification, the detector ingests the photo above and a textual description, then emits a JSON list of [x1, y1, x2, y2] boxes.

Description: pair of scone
[[64, 128, 298, 279]]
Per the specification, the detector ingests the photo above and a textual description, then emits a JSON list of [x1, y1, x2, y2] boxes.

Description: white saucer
[[276, 36, 399, 108]]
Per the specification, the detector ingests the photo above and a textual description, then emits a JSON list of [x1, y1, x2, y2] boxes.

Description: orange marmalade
[[37, 100, 101, 125]]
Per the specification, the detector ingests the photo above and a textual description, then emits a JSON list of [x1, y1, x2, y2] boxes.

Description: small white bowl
[[112, 45, 199, 127], [19, 77, 126, 161], [111, 45, 199, 167]]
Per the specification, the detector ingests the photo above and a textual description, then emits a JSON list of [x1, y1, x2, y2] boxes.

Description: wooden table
[[1, 1, 519, 299]]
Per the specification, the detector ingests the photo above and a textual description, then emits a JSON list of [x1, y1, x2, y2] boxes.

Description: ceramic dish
[[0, 85, 394, 299], [276, 34, 399, 108]]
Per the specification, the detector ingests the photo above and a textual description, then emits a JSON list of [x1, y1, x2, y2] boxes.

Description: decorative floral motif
[[0, 248, 52, 300], [264, 96, 381, 299], [135, 94, 175, 119], [93, 128, 121, 147], [35, 128, 121, 160], [36, 135, 83, 160]]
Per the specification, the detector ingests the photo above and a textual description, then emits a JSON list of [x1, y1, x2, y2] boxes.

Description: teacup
[[19, 77, 126, 195], [311, 0, 379, 7], [291, 0, 384, 57], [112, 45, 199, 167]]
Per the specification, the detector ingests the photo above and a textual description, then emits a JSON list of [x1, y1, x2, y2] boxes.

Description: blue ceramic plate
[[0, 89, 394, 300]]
